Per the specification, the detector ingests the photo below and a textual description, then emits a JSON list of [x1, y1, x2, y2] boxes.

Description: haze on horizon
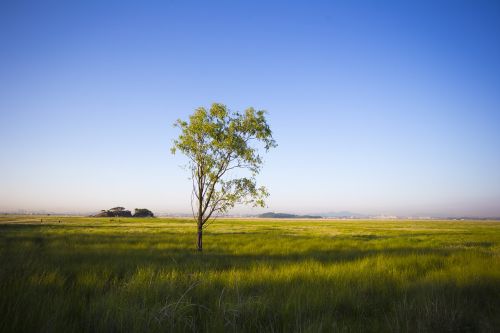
[[1, 1, 500, 218]]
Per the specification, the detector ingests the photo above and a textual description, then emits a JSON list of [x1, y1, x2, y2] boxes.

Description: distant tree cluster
[[93, 207, 154, 218], [133, 208, 155, 217]]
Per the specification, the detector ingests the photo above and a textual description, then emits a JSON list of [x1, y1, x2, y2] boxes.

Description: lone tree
[[171, 103, 276, 251]]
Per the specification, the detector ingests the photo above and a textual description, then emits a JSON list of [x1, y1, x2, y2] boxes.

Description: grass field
[[0, 216, 499, 332]]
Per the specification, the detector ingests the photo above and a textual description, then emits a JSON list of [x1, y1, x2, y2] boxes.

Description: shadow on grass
[[0, 222, 484, 273]]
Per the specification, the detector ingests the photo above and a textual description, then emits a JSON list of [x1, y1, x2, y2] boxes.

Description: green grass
[[0, 216, 499, 332]]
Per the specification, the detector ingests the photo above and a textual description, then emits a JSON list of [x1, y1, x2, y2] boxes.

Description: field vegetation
[[0, 216, 499, 332]]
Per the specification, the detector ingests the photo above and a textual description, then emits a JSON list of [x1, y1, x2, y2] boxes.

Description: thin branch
[[202, 195, 232, 225], [191, 168, 199, 199], [200, 153, 233, 218], [190, 191, 196, 221]]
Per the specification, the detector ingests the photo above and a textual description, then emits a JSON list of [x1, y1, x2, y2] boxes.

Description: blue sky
[[1, 1, 499, 216]]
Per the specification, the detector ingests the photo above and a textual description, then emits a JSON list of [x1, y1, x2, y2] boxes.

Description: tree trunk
[[197, 212, 203, 251], [197, 168, 204, 252], [197, 225, 203, 251]]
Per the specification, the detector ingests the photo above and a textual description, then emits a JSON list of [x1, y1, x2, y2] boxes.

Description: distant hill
[[258, 212, 322, 219]]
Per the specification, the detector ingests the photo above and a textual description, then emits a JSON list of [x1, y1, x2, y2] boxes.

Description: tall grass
[[0, 216, 499, 332]]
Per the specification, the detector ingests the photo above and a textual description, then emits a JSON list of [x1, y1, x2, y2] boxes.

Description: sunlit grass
[[0, 216, 499, 332]]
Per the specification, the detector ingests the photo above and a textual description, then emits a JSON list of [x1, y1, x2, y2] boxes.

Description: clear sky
[[1, 1, 500, 217]]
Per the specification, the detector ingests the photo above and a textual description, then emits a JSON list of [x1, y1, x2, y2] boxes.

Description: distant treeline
[[93, 207, 154, 218]]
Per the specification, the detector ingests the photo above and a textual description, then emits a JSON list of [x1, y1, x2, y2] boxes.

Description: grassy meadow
[[0, 216, 499, 332]]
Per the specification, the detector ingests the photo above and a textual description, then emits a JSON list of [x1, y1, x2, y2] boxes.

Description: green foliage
[[171, 103, 277, 227], [1, 216, 499, 332], [133, 208, 154, 218], [95, 208, 132, 217]]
